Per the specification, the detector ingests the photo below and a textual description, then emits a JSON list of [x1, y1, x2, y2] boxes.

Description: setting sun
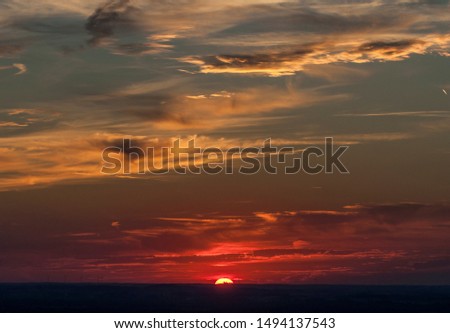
[[214, 278, 234, 285]]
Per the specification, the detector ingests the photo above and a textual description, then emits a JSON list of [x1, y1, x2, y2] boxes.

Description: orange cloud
[[181, 35, 450, 76]]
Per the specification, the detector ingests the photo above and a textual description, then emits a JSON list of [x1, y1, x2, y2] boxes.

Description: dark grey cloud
[[90, 92, 193, 124], [85, 0, 141, 46], [356, 202, 450, 225], [114, 42, 151, 55], [202, 46, 314, 67], [12, 15, 85, 35], [252, 248, 355, 257], [358, 39, 420, 52], [93, 137, 147, 160], [278, 203, 450, 228]]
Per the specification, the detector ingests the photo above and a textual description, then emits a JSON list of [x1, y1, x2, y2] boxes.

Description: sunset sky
[[0, 0, 449, 284]]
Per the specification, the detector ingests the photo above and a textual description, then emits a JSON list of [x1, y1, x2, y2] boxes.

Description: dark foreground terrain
[[0, 284, 449, 313]]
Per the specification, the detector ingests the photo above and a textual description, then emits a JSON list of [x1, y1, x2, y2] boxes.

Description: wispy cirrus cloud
[[85, 79, 349, 129], [0, 63, 27, 75], [12, 63, 27, 75]]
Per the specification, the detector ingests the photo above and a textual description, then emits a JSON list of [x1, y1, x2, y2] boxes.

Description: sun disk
[[214, 278, 234, 285]]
